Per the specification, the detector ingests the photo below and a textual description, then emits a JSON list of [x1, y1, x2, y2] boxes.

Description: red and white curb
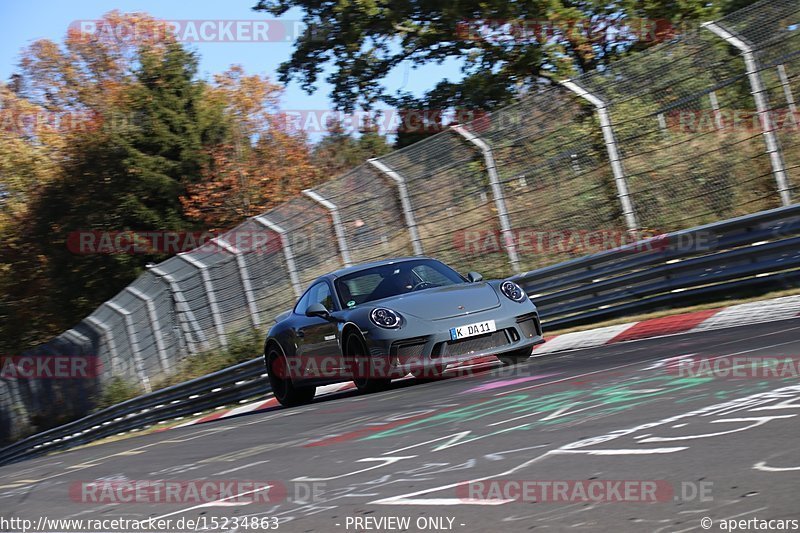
[[533, 294, 800, 355]]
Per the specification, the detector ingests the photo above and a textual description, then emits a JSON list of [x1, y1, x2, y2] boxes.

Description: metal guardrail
[[512, 204, 800, 329], [2, 204, 800, 466], [0, 359, 269, 466]]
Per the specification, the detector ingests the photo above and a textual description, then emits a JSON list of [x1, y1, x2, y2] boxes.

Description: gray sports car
[[263, 257, 544, 406]]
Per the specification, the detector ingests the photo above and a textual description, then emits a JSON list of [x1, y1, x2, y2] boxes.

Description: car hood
[[377, 282, 501, 320]]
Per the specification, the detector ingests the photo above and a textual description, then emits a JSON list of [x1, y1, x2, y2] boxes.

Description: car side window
[[294, 287, 314, 315], [314, 282, 335, 311], [295, 282, 336, 315]]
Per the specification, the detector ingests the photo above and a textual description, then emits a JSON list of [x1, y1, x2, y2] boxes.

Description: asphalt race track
[[1, 320, 799, 532]]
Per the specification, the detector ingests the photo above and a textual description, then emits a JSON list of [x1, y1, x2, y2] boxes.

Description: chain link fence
[[2, 0, 799, 444]]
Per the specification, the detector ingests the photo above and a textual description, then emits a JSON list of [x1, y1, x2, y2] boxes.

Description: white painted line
[[639, 415, 796, 443], [375, 384, 800, 508], [550, 447, 688, 455], [370, 453, 551, 506], [214, 460, 270, 476], [292, 456, 417, 482], [373, 497, 513, 506], [140, 484, 275, 522], [753, 461, 800, 472]]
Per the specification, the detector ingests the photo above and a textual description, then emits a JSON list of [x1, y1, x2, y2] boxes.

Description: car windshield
[[335, 259, 465, 308]]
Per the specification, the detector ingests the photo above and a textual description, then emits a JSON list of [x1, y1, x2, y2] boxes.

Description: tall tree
[[311, 118, 392, 178], [1, 13, 227, 351], [180, 66, 320, 229], [253, 0, 739, 113], [0, 84, 66, 351]]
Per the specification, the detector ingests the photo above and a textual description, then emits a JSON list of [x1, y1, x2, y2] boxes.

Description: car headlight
[[370, 308, 402, 328], [500, 281, 527, 302]]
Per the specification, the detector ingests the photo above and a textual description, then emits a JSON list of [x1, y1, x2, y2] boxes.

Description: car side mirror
[[467, 271, 483, 282], [305, 302, 331, 319]]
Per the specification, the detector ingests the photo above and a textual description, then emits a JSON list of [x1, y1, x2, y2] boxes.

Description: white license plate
[[450, 320, 496, 341]]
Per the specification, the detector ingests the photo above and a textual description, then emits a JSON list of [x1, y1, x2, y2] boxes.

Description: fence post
[[367, 158, 424, 256], [213, 238, 261, 328], [253, 215, 304, 300], [657, 113, 668, 134], [560, 80, 640, 234], [85, 316, 123, 376], [148, 266, 207, 354], [302, 189, 353, 267], [703, 22, 792, 207], [125, 287, 170, 373], [3, 375, 30, 427], [62, 328, 91, 353], [62, 328, 97, 377], [709, 91, 724, 130], [178, 254, 227, 348], [104, 302, 152, 392], [777, 64, 798, 115], [451, 124, 521, 273]]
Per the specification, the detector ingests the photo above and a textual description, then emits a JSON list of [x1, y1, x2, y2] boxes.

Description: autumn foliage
[[180, 67, 320, 230], [0, 12, 341, 353]]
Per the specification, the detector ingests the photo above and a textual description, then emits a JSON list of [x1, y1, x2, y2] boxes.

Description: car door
[[294, 281, 342, 380]]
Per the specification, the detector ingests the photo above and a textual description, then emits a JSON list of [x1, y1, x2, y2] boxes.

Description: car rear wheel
[[266, 346, 316, 407], [346, 334, 391, 393], [498, 348, 532, 366]]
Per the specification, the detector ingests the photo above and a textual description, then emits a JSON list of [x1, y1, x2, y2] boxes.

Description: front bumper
[[364, 310, 545, 373]]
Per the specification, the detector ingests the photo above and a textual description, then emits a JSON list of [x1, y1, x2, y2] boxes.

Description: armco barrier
[[1, 203, 799, 466], [513, 203, 800, 328], [0, 359, 267, 466]]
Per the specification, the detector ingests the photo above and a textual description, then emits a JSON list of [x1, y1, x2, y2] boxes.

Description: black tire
[[265, 346, 316, 407], [347, 334, 391, 393], [498, 348, 532, 366]]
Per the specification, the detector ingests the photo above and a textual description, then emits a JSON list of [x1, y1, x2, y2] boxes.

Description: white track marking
[[382, 432, 472, 455], [753, 461, 800, 472], [292, 456, 416, 482], [138, 485, 275, 522], [372, 384, 800, 506], [639, 416, 796, 443], [213, 460, 270, 475], [550, 447, 688, 455], [369, 453, 551, 506]]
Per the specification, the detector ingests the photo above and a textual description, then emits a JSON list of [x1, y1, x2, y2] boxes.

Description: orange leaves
[[180, 68, 322, 230], [210, 66, 284, 138], [66, 10, 178, 59], [181, 114, 320, 230], [20, 11, 180, 115]]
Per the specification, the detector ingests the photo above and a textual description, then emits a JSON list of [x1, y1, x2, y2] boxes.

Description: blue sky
[[1, 0, 464, 134]]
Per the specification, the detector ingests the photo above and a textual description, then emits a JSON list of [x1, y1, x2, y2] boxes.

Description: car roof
[[320, 256, 434, 282]]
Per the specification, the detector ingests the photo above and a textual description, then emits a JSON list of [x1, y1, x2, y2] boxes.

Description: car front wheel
[[266, 347, 316, 407], [346, 334, 391, 393]]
